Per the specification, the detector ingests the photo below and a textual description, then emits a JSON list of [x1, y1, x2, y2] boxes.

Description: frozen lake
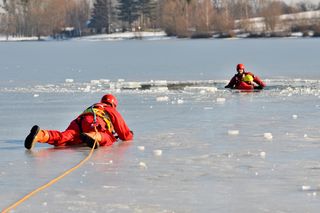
[[1, 38, 320, 212]]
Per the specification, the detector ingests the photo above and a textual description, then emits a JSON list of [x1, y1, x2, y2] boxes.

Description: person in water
[[225, 64, 266, 90], [25, 94, 133, 149]]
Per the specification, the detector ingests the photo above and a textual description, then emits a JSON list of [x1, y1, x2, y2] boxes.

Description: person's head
[[101, 94, 118, 108], [236, 64, 245, 74]]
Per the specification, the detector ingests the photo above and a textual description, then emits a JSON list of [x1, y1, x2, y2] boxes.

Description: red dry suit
[[45, 103, 133, 147], [225, 72, 266, 90]]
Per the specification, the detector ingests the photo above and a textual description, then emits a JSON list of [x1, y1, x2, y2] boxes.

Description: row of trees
[[0, 0, 320, 39], [0, 0, 90, 39], [161, 0, 320, 38], [89, 0, 159, 33]]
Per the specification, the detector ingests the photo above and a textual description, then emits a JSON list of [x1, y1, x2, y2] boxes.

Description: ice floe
[[264, 133, 273, 140], [228, 130, 240, 135]]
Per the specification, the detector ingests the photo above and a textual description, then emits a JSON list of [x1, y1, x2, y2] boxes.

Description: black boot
[[25, 125, 40, 149], [80, 133, 100, 149]]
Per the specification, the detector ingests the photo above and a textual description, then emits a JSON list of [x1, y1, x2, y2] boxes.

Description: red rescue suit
[[225, 72, 266, 90], [45, 103, 133, 147]]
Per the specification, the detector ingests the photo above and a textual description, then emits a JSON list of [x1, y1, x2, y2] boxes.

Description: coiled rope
[[2, 129, 99, 213]]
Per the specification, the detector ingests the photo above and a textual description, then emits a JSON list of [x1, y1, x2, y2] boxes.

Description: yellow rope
[[2, 130, 99, 213]]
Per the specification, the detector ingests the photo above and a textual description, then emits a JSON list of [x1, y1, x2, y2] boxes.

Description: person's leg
[[46, 129, 78, 146], [25, 120, 81, 149], [46, 120, 82, 146], [99, 132, 116, 146]]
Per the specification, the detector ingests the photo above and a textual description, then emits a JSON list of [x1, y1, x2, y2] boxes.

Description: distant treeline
[[0, 0, 320, 39]]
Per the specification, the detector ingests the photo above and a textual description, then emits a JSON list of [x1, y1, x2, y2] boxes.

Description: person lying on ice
[[225, 63, 266, 90], [25, 94, 133, 149]]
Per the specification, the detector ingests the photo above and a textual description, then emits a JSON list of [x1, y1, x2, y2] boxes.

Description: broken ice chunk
[[264, 133, 273, 140], [228, 130, 239, 135], [153, 149, 162, 156]]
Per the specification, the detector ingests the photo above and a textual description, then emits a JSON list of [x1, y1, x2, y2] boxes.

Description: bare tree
[[212, 0, 235, 36], [0, 0, 88, 38], [65, 0, 90, 36], [192, 0, 214, 37], [1, 0, 18, 39], [163, 0, 192, 37], [259, 0, 283, 33], [160, 0, 175, 35]]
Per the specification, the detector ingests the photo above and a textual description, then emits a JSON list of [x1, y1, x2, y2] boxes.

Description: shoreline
[[0, 31, 319, 42]]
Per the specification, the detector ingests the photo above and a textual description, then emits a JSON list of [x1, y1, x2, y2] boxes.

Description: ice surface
[[1, 39, 320, 212], [216, 97, 226, 103], [2, 87, 320, 212]]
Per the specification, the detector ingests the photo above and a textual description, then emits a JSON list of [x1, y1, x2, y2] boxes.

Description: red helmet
[[236, 64, 245, 70], [101, 94, 118, 108]]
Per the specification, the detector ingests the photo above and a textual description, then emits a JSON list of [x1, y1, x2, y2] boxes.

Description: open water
[[0, 38, 320, 212]]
